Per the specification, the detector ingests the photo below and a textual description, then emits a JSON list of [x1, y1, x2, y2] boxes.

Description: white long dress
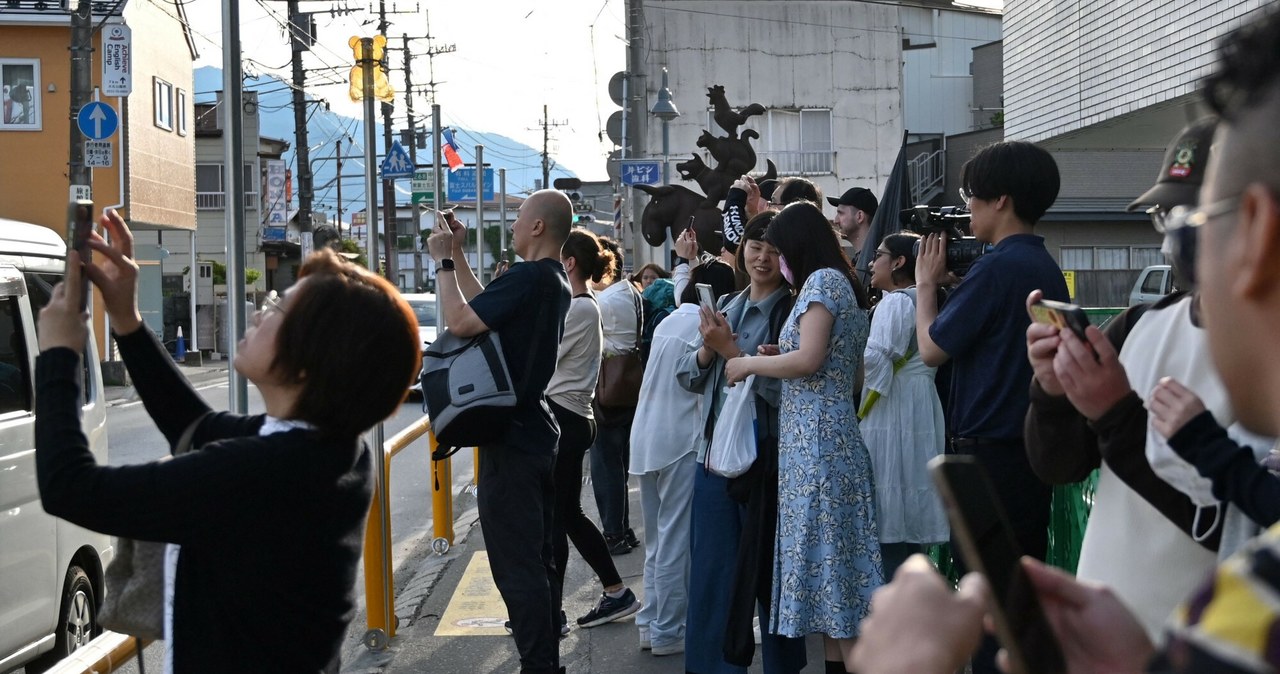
[[860, 289, 949, 545]]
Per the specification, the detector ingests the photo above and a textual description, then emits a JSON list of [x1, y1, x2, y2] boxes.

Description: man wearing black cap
[[828, 187, 878, 256]]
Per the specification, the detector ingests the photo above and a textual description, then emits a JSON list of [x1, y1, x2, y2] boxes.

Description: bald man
[[429, 189, 573, 674]]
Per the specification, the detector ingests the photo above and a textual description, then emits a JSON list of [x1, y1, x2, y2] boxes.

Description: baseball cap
[[1126, 117, 1218, 212], [827, 187, 878, 216]]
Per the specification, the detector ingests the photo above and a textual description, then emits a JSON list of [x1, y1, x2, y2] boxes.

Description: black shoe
[[606, 534, 632, 555], [624, 529, 641, 549], [577, 589, 641, 627]]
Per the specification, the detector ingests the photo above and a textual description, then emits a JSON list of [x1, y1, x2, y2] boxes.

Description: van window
[[1140, 270, 1166, 294], [25, 273, 93, 403], [0, 296, 32, 413]]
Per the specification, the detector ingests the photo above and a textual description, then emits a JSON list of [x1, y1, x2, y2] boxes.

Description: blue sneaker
[[576, 589, 641, 628]]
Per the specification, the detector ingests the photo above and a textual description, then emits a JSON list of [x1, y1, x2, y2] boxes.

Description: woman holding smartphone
[[35, 210, 420, 671], [725, 201, 878, 671]]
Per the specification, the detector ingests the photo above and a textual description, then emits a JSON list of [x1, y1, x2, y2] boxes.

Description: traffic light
[[347, 35, 394, 103], [574, 214, 595, 224]]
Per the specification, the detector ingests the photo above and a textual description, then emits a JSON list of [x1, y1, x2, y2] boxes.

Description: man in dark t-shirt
[[429, 189, 572, 674], [914, 140, 1068, 674]]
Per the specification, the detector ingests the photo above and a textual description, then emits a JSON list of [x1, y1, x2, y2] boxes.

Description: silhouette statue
[[707, 85, 765, 139]]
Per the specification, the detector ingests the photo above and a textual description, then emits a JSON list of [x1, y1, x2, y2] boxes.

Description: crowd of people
[[28, 8, 1280, 674]]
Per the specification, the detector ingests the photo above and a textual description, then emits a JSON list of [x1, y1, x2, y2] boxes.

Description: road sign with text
[[102, 24, 133, 96], [447, 167, 495, 202], [620, 160, 661, 186], [84, 141, 112, 168]]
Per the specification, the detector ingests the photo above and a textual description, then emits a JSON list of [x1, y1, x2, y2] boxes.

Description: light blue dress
[[769, 268, 883, 639]]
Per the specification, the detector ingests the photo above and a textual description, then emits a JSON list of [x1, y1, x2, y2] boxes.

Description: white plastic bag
[[707, 375, 758, 478]]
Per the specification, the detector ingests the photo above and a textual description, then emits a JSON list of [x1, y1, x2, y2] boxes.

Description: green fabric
[[856, 351, 913, 420]]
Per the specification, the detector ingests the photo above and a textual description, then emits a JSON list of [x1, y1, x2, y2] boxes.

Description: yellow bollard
[[363, 445, 395, 644], [473, 446, 480, 487], [431, 430, 456, 551]]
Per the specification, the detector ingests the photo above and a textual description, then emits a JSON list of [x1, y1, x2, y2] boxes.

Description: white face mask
[[779, 254, 795, 286]]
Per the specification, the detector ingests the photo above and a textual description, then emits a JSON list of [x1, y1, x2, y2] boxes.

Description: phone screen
[[695, 283, 716, 312], [67, 200, 94, 311], [928, 455, 1066, 674]]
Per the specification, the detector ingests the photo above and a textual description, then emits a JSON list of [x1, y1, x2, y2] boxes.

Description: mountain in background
[[193, 66, 577, 224]]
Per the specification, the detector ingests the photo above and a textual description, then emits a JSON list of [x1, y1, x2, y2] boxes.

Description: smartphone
[[928, 455, 1066, 674], [695, 282, 716, 312], [67, 200, 94, 311], [1029, 298, 1090, 341]]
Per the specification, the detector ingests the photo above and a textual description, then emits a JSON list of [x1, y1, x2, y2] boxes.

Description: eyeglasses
[[253, 294, 285, 325], [1160, 196, 1240, 233], [959, 187, 973, 206], [873, 250, 891, 260]]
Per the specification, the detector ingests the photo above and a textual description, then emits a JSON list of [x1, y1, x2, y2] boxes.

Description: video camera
[[902, 205, 993, 277]]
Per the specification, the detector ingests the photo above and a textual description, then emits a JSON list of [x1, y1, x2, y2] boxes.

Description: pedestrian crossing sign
[[381, 141, 415, 179]]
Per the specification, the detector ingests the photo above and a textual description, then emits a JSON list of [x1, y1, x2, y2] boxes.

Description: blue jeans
[[590, 420, 633, 538], [635, 452, 697, 648], [686, 469, 806, 674]]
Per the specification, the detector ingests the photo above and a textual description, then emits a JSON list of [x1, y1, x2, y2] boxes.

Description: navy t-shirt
[[930, 234, 1069, 440], [469, 258, 571, 454]]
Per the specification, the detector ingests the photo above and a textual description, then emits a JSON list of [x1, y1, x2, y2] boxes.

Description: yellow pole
[[472, 447, 480, 487], [431, 431, 456, 547], [363, 445, 396, 638]]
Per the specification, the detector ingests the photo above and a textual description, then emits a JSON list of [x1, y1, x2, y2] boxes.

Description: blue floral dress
[[769, 268, 883, 639]]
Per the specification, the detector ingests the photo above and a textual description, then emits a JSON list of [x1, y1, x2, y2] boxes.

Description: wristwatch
[[439, 258, 455, 272]]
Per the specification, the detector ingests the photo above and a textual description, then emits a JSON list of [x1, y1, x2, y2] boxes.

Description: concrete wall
[[1004, 0, 1269, 142], [901, 6, 1002, 137]]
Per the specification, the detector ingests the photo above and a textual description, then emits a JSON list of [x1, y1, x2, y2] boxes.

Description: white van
[[1129, 264, 1175, 306], [0, 220, 111, 672]]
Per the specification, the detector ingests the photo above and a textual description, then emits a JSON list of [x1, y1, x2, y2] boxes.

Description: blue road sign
[[380, 141, 415, 179], [620, 160, 661, 186], [77, 102, 118, 140], [447, 167, 495, 202]]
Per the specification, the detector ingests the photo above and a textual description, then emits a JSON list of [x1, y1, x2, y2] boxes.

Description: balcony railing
[[196, 192, 260, 211], [750, 150, 835, 176], [907, 149, 945, 205]]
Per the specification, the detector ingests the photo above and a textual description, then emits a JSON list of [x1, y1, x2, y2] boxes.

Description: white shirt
[[629, 304, 703, 473], [598, 281, 640, 356], [546, 295, 603, 418]]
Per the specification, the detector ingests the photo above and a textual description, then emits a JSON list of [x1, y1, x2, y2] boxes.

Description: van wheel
[[27, 565, 99, 672]]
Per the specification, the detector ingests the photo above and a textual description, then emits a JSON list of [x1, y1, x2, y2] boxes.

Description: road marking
[[434, 551, 508, 636]]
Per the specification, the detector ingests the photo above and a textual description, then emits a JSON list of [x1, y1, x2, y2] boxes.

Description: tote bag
[[706, 374, 758, 478]]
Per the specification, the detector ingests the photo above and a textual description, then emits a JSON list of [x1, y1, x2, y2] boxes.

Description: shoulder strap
[[175, 410, 214, 455], [631, 283, 643, 343], [767, 293, 795, 344]]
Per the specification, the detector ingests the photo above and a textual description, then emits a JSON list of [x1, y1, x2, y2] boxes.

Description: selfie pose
[[35, 210, 420, 671]]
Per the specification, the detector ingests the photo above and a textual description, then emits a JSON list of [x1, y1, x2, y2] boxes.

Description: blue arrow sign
[[77, 102, 118, 141], [447, 167, 495, 202], [620, 160, 661, 186], [380, 141, 415, 179]]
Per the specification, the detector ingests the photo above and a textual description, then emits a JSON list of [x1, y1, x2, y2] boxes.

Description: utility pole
[[375, 0, 413, 285], [402, 34, 423, 290], [288, 1, 314, 233], [536, 104, 568, 190], [69, 0, 92, 197]]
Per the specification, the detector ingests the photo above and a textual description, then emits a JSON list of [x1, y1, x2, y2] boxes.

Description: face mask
[[779, 254, 795, 286]]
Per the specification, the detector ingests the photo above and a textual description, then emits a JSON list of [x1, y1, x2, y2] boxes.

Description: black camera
[[902, 205, 992, 277]]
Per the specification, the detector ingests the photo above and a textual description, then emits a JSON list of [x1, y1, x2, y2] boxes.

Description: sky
[[180, 0, 628, 183]]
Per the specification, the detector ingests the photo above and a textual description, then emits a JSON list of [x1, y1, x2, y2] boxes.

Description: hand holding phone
[[928, 455, 1066, 674], [1029, 298, 1090, 341], [67, 200, 94, 311]]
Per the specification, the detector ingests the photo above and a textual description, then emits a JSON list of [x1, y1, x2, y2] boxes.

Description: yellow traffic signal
[[347, 35, 395, 103]]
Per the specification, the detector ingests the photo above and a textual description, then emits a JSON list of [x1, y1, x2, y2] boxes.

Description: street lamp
[[651, 67, 680, 266]]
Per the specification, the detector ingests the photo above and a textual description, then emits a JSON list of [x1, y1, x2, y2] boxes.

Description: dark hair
[[736, 210, 780, 273], [678, 258, 737, 306], [767, 201, 869, 309], [563, 227, 613, 283], [774, 177, 823, 207], [630, 263, 671, 285], [961, 141, 1061, 225], [881, 231, 922, 286], [1204, 11, 1280, 122], [272, 249, 421, 441], [597, 236, 624, 283]]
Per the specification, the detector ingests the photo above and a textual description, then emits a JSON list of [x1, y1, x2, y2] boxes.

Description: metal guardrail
[[49, 414, 462, 670]]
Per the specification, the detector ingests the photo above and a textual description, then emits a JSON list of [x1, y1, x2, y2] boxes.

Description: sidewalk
[[104, 357, 229, 406], [342, 473, 825, 673]]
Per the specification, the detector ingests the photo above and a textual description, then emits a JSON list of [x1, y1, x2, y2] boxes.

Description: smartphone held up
[[66, 200, 95, 311], [1029, 298, 1090, 341], [695, 282, 716, 313]]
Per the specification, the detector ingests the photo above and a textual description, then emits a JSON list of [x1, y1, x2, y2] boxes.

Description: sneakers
[[504, 611, 570, 638], [639, 625, 651, 650], [605, 534, 632, 556], [651, 638, 685, 656], [576, 588, 641, 627]]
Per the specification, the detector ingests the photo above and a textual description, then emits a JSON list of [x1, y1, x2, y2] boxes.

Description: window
[[1140, 269, 1166, 294], [176, 88, 188, 136], [195, 163, 258, 210], [0, 296, 31, 414], [154, 77, 173, 130], [1060, 246, 1162, 271], [711, 108, 833, 175], [1, 58, 41, 131]]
